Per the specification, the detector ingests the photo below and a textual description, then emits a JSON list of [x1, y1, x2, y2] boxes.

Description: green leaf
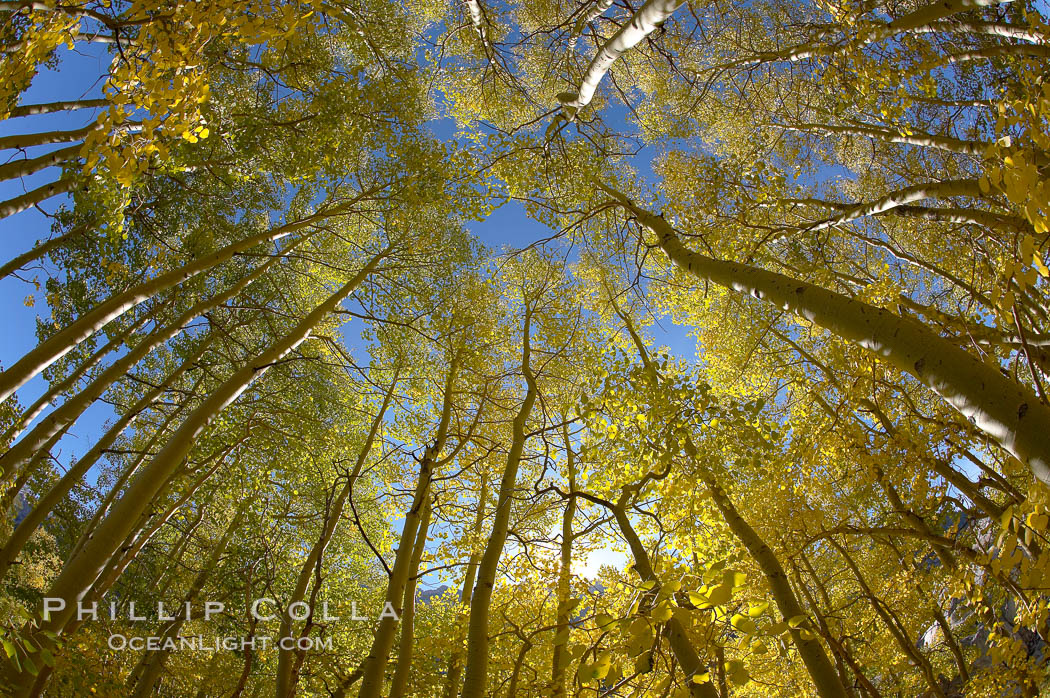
[[634, 650, 653, 674]]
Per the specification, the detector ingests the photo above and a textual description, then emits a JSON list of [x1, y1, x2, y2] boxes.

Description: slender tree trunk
[[4, 251, 387, 696], [273, 372, 399, 697], [388, 496, 433, 698], [0, 219, 92, 280], [828, 538, 947, 698], [506, 637, 533, 697], [443, 472, 488, 698], [563, 0, 683, 115], [573, 0, 614, 35], [0, 185, 386, 403], [0, 177, 77, 220], [67, 383, 200, 564], [693, 457, 848, 698], [128, 501, 250, 698], [861, 399, 1007, 520], [3, 302, 158, 446], [797, 551, 882, 698], [778, 122, 986, 156], [0, 143, 83, 182], [0, 426, 67, 515], [789, 559, 857, 697], [606, 499, 719, 698], [0, 233, 309, 480], [357, 355, 459, 697], [82, 449, 234, 616], [7, 99, 108, 118], [550, 423, 577, 698], [0, 336, 211, 583], [0, 124, 97, 151], [460, 309, 538, 698]]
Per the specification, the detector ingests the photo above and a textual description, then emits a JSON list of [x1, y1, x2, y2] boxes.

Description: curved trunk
[[67, 391, 197, 564], [443, 472, 488, 698], [0, 177, 77, 220], [550, 424, 577, 698], [0, 337, 211, 583], [273, 373, 398, 697], [0, 234, 307, 483], [3, 303, 158, 446], [128, 501, 249, 698], [563, 0, 683, 114], [7, 99, 108, 118], [608, 501, 719, 698], [0, 220, 92, 281], [0, 143, 83, 183], [601, 184, 1050, 484], [357, 355, 459, 698]]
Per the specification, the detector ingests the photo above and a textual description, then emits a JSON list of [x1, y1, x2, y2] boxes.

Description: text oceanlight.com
[[108, 635, 334, 652]]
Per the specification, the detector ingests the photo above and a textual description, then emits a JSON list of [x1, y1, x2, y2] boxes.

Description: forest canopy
[[1, 0, 1050, 695]]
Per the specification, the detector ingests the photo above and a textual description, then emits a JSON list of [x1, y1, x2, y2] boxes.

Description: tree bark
[[693, 455, 848, 698], [7, 99, 108, 118], [562, 0, 683, 115], [0, 177, 77, 220], [0, 143, 83, 183], [600, 183, 1050, 484], [0, 337, 211, 583], [0, 219, 92, 280], [0, 184, 386, 404], [357, 355, 459, 697], [828, 538, 947, 698], [4, 250, 387, 696], [550, 422, 577, 698], [0, 231, 310, 486], [0, 124, 97, 151], [607, 499, 719, 698], [460, 309, 538, 698], [388, 496, 433, 698], [127, 501, 249, 698], [273, 370, 398, 697], [443, 472, 488, 698]]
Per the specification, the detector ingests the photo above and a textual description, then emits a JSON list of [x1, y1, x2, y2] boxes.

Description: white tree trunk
[[6, 250, 388, 696], [600, 183, 1050, 483], [562, 0, 683, 115], [0, 185, 385, 403]]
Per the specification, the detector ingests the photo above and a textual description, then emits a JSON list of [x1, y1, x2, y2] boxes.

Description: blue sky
[[0, 43, 113, 466], [0, 40, 697, 465], [0, 42, 657, 582]]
